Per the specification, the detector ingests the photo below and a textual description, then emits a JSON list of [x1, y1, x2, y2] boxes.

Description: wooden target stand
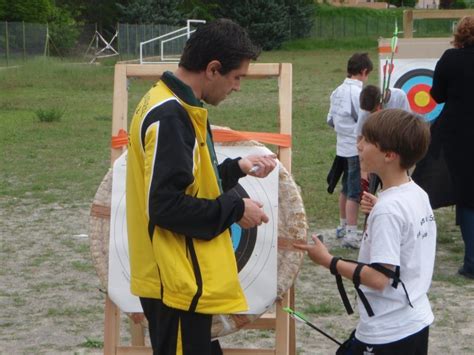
[[104, 62, 296, 354]]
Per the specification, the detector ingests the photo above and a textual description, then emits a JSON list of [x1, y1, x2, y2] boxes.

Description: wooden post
[[104, 62, 296, 354], [111, 64, 128, 163], [103, 296, 121, 355], [403, 10, 414, 39]]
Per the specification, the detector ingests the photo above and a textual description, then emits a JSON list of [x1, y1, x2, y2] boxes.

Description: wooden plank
[[111, 64, 128, 164], [223, 349, 275, 355], [103, 296, 121, 355], [123, 62, 281, 80], [242, 313, 276, 330], [412, 9, 474, 20], [117, 346, 151, 354]]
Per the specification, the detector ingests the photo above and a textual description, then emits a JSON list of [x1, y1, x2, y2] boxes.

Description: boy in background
[[298, 109, 435, 354], [327, 53, 373, 248]]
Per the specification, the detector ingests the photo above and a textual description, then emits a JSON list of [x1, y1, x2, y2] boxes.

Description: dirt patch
[[1, 201, 473, 354]]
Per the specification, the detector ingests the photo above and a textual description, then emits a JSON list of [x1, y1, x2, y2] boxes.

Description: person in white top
[[297, 109, 435, 354], [356, 87, 410, 137], [326, 53, 373, 248]]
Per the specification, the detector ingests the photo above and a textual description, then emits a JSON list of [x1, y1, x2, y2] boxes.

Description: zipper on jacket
[[185, 236, 203, 312]]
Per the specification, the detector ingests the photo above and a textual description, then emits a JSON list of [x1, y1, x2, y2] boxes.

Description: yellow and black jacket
[[126, 72, 248, 314]]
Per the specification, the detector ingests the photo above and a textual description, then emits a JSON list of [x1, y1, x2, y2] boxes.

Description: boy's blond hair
[[361, 109, 430, 170]]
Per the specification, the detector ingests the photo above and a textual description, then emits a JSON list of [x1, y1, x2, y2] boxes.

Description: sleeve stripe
[[146, 121, 160, 220], [139, 97, 180, 153]]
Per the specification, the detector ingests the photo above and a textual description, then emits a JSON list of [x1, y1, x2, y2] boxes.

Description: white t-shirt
[[327, 78, 362, 157], [356, 180, 436, 344], [355, 88, 411, 137], [385, 88, 410, 111]]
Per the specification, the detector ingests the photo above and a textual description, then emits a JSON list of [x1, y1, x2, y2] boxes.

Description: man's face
[[203, 59, 250, 106]]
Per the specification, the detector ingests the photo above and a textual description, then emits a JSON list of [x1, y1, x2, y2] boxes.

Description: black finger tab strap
[[353, 264, 374, 317], [330, 258, 413, 318], [330, 257, 354, 315]]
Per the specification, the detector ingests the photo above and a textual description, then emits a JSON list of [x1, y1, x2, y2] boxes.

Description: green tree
[[48, 5, 79, 55], [286, 0, 315, 39], [0, 0, 53, 22], [118, 0, 186, 25], [217, 0, 289, 50], [55, 0, 128, 33]]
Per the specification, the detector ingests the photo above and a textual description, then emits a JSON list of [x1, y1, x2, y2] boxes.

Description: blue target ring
[[395, 69, 444, 122], [228, 184, 257, 272]]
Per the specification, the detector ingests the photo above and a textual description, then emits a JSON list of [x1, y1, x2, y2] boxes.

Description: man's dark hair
[[362, 109, 430, 170], [347, 52, 373, 77], [360, 85, 381, 112], [179, 19, 261, 75]]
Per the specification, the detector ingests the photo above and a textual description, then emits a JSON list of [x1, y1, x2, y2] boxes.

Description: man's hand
[[361, 191, 377, 215], [239, 154, 277, 178], [293, 234, 332, 268], [238, 198, 269, 229]]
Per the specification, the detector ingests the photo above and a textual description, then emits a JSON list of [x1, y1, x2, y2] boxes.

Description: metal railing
[[139, 19, 205, 64]]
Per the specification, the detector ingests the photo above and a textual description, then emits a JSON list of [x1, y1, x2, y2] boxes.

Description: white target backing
[[107, 146, 278, 315]]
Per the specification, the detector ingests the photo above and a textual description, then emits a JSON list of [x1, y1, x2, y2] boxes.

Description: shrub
[[35, 108, 63, 122]]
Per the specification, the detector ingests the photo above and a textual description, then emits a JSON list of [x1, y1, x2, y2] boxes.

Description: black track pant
[[140, 297, 223, 355], [347, 326, 429, 355]]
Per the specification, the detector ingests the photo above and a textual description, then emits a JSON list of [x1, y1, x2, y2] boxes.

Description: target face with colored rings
[[228, 184, 257, 272], [394, 69, 444, 122]]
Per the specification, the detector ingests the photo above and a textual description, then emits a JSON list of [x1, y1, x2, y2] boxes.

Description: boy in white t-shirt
[[327, 53, 373, 248], [297, 109, 436, 354]]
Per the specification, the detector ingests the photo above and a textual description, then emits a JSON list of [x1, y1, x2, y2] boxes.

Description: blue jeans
[[341, 156, 361, 202], [458, 206, 474, 274]]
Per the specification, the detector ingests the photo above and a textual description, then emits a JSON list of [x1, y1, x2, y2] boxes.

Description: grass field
[[1, 47, 472, 353]]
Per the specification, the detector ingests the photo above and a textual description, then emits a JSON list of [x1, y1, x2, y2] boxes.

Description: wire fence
[[311, 15, 458, 38], [0, 22, 47, 65], [0, 16, 464, 66]]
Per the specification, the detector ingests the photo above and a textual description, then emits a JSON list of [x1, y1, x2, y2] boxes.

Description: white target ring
[[106, 145, 278, 315]]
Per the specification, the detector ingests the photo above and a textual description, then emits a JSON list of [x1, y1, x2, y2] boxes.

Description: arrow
[[283, 307, 342, 346]]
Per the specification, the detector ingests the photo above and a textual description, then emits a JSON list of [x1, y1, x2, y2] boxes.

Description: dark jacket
[[430, 45, 474, 208]]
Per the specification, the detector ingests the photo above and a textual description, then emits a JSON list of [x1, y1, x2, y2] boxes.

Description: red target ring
[[406, 83, 437, 114]]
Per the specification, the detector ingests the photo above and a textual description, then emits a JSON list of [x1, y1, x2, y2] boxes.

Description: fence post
[[126, 23, 130, 57], [44, 23, 49, 57], [22, 21, 26, 62], [5, 21, 9, 66]]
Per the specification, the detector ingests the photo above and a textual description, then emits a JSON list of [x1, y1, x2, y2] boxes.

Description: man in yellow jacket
[[126, 19, 277, 355]]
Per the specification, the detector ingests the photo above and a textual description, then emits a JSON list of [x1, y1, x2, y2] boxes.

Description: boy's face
[[360, 68, 370, 82], [357, 136, 386, 174]]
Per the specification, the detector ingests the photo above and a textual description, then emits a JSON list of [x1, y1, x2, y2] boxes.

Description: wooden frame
[[403, 9, 474, 38], [105, 62, 295, 354]]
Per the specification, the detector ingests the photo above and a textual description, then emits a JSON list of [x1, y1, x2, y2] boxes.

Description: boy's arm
[[294, 235, 392, 291]]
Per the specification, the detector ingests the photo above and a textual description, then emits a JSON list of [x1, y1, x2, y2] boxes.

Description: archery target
[[216, 145, 278, 303], [380, 59, 444, 122], [228, 185, 257, 272], [107, 146, 278, 315]]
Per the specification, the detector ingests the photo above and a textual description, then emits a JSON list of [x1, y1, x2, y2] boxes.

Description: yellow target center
[[414, 91, 430, 107]]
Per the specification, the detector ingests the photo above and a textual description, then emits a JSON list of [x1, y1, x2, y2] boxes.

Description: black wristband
[[330, 257, 340, 276]]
